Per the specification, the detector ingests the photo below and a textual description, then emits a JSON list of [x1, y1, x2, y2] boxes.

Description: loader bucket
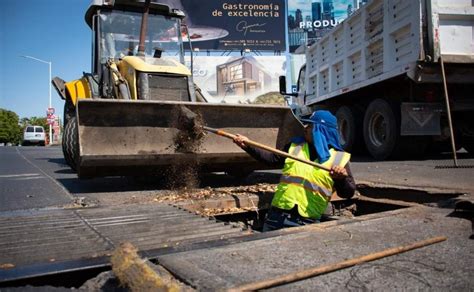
[[75, 99, 303, 178]]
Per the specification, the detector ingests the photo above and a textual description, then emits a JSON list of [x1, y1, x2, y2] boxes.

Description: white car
[[23, 126, 46, 146]]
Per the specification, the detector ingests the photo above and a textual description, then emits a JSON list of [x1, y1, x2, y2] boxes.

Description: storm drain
[[0, 204, 249, 284]]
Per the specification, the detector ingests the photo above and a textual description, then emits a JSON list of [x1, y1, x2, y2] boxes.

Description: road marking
[[0, 173, 41, 178], [15, 148, 75, 200], [13, 176, 45, 181]]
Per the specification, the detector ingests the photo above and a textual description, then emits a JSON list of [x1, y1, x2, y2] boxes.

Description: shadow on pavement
[[351, 151, 473, 163], [447, 211, 474, 240], [56, 171, 281, 194]]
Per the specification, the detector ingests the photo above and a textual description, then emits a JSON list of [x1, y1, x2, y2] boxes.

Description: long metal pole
[[137, 0, 151, 57], [48, 61, 53, 145], [440, 56, 458, 166], [21, 55, 53, 145]]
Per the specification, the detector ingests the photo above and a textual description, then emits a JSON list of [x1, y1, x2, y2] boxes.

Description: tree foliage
[[0, 109, 51, 145], [0, 108, 22, 144], [20, 117, 48, 130], [252, 92, 286, 105]]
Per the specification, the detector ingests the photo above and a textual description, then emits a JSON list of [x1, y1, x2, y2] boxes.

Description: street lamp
[[21, 55, 53, 145]]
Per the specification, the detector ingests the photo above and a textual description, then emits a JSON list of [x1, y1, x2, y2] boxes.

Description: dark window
[[26, 127, 34, 132], [35, 127, 44, 133]]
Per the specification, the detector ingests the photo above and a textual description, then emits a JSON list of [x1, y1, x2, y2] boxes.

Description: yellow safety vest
[[272, 142, 351, 220]]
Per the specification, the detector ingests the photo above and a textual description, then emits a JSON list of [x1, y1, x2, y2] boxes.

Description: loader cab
[[88, 3, 187, 75], [86, 1, 195, 101]]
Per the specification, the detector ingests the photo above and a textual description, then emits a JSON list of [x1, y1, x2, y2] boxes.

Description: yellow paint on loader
[[65, 77, 91, 105]]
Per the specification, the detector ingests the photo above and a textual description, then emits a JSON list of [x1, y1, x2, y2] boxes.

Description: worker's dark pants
[[262, 206, 318, 232]]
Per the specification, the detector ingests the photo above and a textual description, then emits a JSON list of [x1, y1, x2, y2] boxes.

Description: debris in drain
[[155, 184, 276, 204], [333, 203, 357, 218], [198, 206, 259, 217]]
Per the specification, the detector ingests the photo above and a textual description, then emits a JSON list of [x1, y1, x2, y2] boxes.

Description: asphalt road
[[350, 151, 474, 194], [0, 146, 281, 211], [1, 145, 473, 212], [0, 146, 72, 211], [1, 145, 473, 290]]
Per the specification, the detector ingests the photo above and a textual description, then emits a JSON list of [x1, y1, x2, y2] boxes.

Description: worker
[[233, 110, 356, 231]]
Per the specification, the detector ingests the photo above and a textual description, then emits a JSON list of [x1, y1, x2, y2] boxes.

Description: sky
[[1, 0, 91, 120]]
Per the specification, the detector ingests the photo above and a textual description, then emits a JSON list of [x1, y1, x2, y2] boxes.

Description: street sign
[[47, 115, 56, 125], [47, 107, 55, 115]]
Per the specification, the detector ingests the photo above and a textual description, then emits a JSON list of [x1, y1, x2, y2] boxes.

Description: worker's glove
[[233, 134, 249, 149], [330, 165, 347, 179]]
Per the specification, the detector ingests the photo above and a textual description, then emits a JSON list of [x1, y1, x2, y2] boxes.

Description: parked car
[[23, 126, 46, 146]]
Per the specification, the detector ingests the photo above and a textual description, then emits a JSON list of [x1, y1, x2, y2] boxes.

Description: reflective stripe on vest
[[279, 174, 333, 198], [332, 151, 346, 167], [272, 142, 350, 219], [290, 144, 303, 157]]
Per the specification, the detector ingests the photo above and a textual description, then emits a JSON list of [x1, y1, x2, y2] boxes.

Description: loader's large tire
[[63, 99, 75, 127], [62, 116, 79, 171]]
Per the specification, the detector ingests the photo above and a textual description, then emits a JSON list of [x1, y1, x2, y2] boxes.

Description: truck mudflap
[[76, 99, 303, 178]]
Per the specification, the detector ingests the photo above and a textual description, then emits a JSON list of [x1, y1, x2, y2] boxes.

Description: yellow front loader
[[52, 0, 301, 178]]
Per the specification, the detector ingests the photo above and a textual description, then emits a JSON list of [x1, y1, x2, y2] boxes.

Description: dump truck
[[52, 0, 301, 178], [280, 0, 474, 160]]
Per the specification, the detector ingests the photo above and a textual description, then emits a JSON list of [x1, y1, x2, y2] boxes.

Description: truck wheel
[[62, 116, 79, 171], [363, 99, 398, 160], [336, 106, 357, 152]]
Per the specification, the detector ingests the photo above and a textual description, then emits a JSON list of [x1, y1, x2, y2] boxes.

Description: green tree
[[22, 117, 48, 129], [0, 108, 22, 144]]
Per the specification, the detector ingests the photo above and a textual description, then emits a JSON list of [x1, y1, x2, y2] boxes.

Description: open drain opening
[[357, 185, 462, 204], [212, 199, 409, 232]]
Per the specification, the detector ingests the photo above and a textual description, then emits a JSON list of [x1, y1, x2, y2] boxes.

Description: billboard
[[287, 0, 367, 52], [164, 0, 286, 51], [188, 56, 286, 104]]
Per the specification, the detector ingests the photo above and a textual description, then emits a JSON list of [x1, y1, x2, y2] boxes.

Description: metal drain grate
[[0, 204, 249, 283]]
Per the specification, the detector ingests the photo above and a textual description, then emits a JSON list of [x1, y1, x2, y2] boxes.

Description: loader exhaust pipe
[[137, 0, 151, 57]]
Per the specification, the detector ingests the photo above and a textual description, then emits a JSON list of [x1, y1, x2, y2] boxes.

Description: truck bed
[[304, 0, 474, 105]]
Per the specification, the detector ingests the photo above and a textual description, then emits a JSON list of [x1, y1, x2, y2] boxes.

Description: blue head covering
[[300, 110, 342, 163]]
